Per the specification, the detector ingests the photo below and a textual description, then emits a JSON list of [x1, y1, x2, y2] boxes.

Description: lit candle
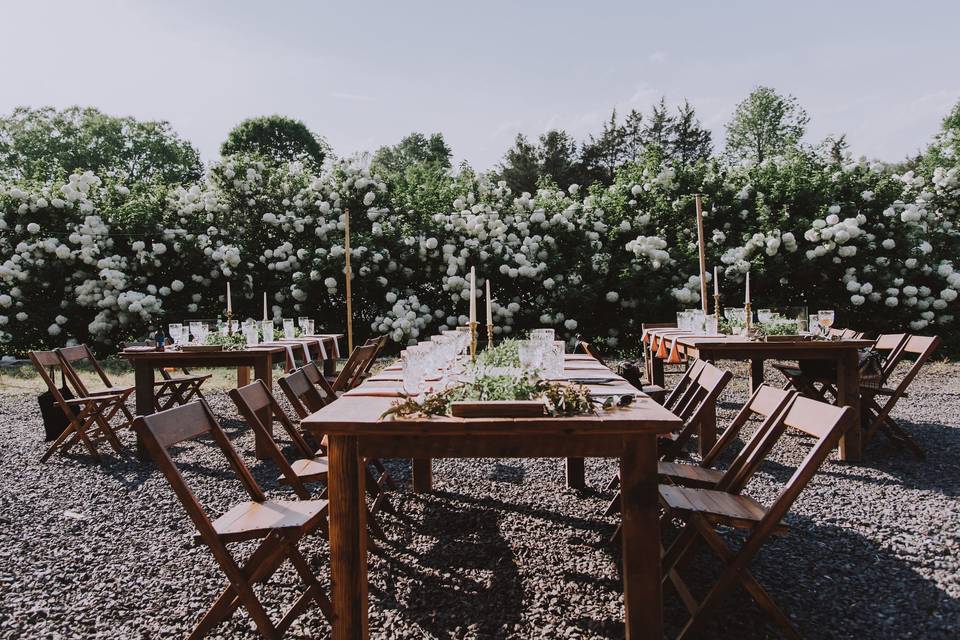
[[469, 267, 476, 324], [263, 292, 268, 321], [226, 282, 232, 313], [745, 271, 751, 305], [485, 280, 493, 325], [714, 266, 719, 296]]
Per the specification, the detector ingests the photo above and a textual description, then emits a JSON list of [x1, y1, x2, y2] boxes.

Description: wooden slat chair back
[[229, 381, 323, 501], [132, 400, 331, 638], [661, 362, 733, 460], [863, 334, 941, 457], [54, 344, 117, 396], [28, 350, 128, 463], [658, 384, 796, 492], [360, 335, 388, 376], [660, 397, 854, 639], [279, 367, 329, 420], [575, 338, 607, 367], [664, 359, 707, 412], [331, 343, 378, 393], [300, 361, 338, 402]]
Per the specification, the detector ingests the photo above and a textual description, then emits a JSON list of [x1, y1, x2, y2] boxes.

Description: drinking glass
[[530, 328, 555, 342], [306, 319, 315, 335], [298, 317, 309, 332], [690, 309, 706, 334], [704, 314, 719, 335], [757, 308, 773, 324], [261, 320, 275, 342], [518, 340, 542, 372], [402, 347, 427, 397], [189, 322, 202, 344], [455, 326, 472, 355], [283, 318, 296, 340], [168, 323, 182, 345], [243, 324, 259, 347], [818, 310, 835, 338], [194, 323, 209, 345], [541, 341, 564, 378]]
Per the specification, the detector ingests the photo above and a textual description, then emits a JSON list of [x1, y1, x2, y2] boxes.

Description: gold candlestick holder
[[713, 293, 721, 318], [225, 310, 234, 336], [469, 321, 478, 362], [486, 323, 494, 350], [744, 302, 752, 335]]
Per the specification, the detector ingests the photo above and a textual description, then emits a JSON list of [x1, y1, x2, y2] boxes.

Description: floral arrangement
[[202, 332, 247, 351], [382, 372, 594, 419], [473, 339, 521, 368], [1, 104, 960, 356]]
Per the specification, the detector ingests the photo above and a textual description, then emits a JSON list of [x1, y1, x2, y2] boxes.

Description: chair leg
[[603, 491, 621, 517], [605, 473, 620, 491]]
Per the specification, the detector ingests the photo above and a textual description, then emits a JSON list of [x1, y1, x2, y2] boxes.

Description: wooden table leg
[[329, 436, 369, 640], [237, 366, 250, 387], [134, 363, 155, 461], [651, 353, 665, 387], [643, 342, 653, 384], [620, 434, 661, 639], [324, 345, 337, 378], [565, 457, 585, 489], [412, 458, 433, 492], [836, 349, 862, 462], [253, 355, 273, 460], [749, 357, 765, 393]]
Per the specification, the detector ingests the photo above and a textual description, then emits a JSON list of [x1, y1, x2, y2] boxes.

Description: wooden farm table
[[301, 356, 681, 640], [648, 332, 873, 462], [121, 346, 290, 461]]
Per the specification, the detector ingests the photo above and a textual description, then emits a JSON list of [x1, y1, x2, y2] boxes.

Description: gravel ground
[[1, 361, 958, 639]]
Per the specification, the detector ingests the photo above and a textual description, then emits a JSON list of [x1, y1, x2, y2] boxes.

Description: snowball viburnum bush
[[2, 110, 960, 354]]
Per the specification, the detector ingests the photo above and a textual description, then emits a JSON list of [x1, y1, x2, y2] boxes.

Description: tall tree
[[0, 106, 202, 183], [725, 86, 809, 163], [498, 131, 584, 193], [669, 100, 712, 164], [371, 132, 452, 177], [581, 111, 626, 184], [642, 98, 674, 151], [221, 115, 327, 167]]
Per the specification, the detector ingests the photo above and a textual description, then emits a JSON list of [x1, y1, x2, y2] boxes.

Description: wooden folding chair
[[641, 321, 681, 385], [659, 397, 854, 640], [29, 350, 129, 463], [231, 380, 390, 541], [604, 362, 733, 516], [773, 333, 908, 401], [123, 341, 212, 409], [359, 335, 388, 378], [299, 361, 338, 403], [659, 384, 796, 490], [133, 400, 331, 639], [862, 334, 940, 458], [327, 343, 379, 393]]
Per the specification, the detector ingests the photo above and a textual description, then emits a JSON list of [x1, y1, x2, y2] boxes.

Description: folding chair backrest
[[278, 367, 328, 419], [839, 328, 859, 339], [664, 358, 706, 411], [702, 384, 795, 473], [575, 338, 607, 367], [301, 362, 338, 400], [55, 344, 113, 395], [29, 350, 81, 416], [230, 380, 314, 458], [871, 333, 909, 379], [745, 397, 853, 539], [133, 400, 267, 550], [332, 343, 378, 392], [361, 335, 387, 375], [885, 335, 940, 396]]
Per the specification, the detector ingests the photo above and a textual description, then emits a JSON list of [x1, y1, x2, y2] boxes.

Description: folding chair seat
[[29, 350, 129, 463], [604, 362, 732, 516], [132, 400, 331, 639], [658, 384, 795, 490], [862, 334, 940, 458], [659, 396, 855, 640]]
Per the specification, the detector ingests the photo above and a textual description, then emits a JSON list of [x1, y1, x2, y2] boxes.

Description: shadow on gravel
[[489, 462, 526, 484], [623, 514, 960, 639], [380, 494, 525, 637]]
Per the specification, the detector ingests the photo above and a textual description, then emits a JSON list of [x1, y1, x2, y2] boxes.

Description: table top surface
[[302, 354, 682, 437], [674, 335, 873, 351]]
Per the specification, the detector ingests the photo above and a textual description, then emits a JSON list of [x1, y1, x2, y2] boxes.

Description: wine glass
[[455, 326, 472, 356], [168, 323, 182, 345], [757, 308, 773, 324], [298, 317, 309, 332], [402, 346, 427, 398], [518, 340, 542, 373], [306, 319, 315, 335], [189, 321, 202, 344], [818, 310, 835, 338]]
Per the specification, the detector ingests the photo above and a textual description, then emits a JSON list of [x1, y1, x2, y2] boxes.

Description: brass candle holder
[[744, 301, 753, 335], [713, 293, 721, 318], [486, 323, 494, 350], [225, 309, 234, 336], [469, 321, 479, 362]]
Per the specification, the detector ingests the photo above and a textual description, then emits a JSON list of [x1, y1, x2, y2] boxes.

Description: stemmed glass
[[168, 323, 182, 346], [518, 340, 542, 373], [306, 319, 315, 335], [298, 317, 309, 333], [260, 320, 275, 342], [818, 310, 835, 338], [757, 309, 773, 324], [283, 318, 296, 340], [402, 345, 428, 398], [541, 341, 564, 378], [455, 326, 472, 356]]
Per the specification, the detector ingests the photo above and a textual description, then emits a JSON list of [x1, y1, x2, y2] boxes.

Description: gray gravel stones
[[1, 361, 958, 638]]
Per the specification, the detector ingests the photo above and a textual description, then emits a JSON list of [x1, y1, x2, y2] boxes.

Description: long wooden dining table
[[644, 329, 873, 462], [302, 353, 682, 640]]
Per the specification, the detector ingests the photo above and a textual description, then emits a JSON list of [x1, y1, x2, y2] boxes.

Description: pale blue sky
[[3, 1, 958, 169]]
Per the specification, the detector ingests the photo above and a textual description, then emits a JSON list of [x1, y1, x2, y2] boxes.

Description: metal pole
[[694, 194, 709, 315], [344, 208, 354, 353]]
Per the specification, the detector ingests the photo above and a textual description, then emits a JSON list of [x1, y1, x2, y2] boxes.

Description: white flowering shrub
[[2, 109, 960, 354]]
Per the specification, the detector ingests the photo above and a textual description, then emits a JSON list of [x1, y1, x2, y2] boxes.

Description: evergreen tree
[[725, 86, 809, 163]]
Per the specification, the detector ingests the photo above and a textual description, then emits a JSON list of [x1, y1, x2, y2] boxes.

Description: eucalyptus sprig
[[203, 332, 247, 351]]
